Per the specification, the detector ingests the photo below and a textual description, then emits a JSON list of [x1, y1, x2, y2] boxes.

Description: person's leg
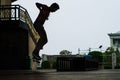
[[32, 38, 48, 60], [32, 27, 48, 60], [32, 46, 41, 60]]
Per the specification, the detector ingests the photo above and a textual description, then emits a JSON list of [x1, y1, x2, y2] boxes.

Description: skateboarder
[[32, 2, 60, 63]]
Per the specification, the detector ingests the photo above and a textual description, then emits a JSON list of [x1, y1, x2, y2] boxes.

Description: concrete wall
[[0, 20, 30, 70]]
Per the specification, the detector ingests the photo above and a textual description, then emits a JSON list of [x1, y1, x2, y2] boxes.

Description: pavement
[[0, 69, 120, 80]]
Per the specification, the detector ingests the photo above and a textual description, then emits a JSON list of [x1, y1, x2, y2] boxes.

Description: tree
[[103, 47, 115, 69], [88, 51, 103, 63], [104, 47, 120, 69], [41, 61, 50, 69], [59, 50, 72, 55], [105, 47, 115, 54]]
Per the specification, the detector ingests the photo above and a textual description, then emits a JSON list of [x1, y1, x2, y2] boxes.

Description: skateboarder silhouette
[[32, 2, 60, 63]]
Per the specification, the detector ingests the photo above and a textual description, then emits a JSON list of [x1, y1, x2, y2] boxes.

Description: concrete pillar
[[1, 0, 11, 5], [112, 53, 116, 69], [0, 0, 12, 20], [28, 34, 37, 71], [110, 38, 113, 47]]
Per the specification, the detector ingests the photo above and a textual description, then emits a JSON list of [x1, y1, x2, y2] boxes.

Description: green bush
[[41, 61, 50, 69], [88, 51, 103, 63]]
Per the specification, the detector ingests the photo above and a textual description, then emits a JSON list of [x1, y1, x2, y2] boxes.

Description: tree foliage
[[88, 51, 103, 62], [103, 47, 120, 68], [105, 47, 115, 54], [41, 61, 50, 69], [59, 50, 72, 55]]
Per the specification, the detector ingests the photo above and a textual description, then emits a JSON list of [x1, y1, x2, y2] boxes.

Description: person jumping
[[32, 2, 60, 63]]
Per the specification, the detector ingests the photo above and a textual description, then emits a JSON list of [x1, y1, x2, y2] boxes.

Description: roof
[[12, 0, 17, 2], [108, 31, 120, 36], [116, 31, 120, 33]]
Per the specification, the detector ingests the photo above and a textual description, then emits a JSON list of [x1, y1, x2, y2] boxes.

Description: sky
[[13, 0, 120, 55]]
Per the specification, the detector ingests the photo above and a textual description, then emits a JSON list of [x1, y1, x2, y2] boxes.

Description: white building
[[108, 31, 120, 51]]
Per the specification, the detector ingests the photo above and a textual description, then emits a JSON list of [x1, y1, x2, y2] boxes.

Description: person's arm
[[36, 3, 47, 10], [36, 3, 43, 10]]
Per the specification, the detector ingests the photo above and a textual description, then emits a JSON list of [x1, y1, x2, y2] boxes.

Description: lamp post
[[78, 48, 80, 55]]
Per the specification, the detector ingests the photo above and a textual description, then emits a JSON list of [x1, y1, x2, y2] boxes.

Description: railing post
[[14, 5, 16, 20], [18, 5, 20, 21]]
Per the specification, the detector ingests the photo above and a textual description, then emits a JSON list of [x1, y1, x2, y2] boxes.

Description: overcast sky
[[13, 0, 120, 55]]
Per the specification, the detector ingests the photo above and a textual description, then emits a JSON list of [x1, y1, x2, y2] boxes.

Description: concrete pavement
[[0, 69, 120, 80]]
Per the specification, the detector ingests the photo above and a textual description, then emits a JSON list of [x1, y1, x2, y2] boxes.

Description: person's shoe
[[32, 53, 41, 60], [33, 58, 40, 63]]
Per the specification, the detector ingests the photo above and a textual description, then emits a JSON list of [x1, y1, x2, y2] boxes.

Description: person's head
[[50, 3, 60, 12]]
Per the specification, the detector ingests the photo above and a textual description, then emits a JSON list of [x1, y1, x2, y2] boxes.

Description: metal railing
[[0, 5, 40, 44], [0, 5, 25, 21], [56, 57, 98, 71]]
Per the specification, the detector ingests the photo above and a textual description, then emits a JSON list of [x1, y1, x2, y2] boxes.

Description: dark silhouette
[[32, 2, 59, 63]]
